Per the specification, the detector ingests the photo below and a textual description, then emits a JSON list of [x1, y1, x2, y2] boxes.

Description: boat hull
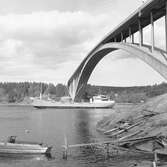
[[0, 142, 51, 155], [32, 99, 115, 109]]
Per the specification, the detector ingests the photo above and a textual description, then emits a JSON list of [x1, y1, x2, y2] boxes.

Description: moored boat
[[0, 136, 52, 155], [32, 95, 115, 109]]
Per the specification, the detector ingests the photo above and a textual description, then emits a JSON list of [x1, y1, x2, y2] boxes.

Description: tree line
[[84, 82, 167, 103], [0, 82, 68, 103], [0, 82, 167, 103]]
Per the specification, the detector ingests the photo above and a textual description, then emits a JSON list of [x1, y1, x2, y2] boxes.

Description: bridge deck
[[102, 0, 166, 43]]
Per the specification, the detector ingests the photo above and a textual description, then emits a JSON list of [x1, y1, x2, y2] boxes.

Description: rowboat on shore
[[0, 136, 52, 155]]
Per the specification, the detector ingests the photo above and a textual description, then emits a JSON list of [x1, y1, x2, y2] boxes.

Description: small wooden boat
[[0, 136, 52, 155]]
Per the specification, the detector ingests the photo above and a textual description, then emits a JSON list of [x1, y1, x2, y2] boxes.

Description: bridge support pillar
[[129, 27, 134, 43], [150, 12, 155, 52], [129, 27, 131, 42], [132, 33, 134, 44], [165, 1, 167, 52], [138, 19, 143, 47], [121, 32, 123, 42], [68, 78, 78, 101]]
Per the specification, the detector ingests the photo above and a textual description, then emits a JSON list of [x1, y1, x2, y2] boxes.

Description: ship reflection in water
[[74, 110, 93, 144]]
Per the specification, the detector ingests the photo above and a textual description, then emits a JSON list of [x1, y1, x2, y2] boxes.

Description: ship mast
[[39, 83, 43, 100]]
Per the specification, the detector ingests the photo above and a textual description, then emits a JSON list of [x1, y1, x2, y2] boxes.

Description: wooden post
[[152, 161, 157, 167], [63, 147, 68, 160], [152, 151, 157, 167], [106, 143, 110, 158], [63, 135, 68, 160], [152, 138, 159, 167], [154, 151, 158, 163]]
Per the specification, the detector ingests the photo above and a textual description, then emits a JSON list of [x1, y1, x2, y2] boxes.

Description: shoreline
[[97, 93, 167, 138], [0, 103, 32, 106], [0, 102, 137, 107]]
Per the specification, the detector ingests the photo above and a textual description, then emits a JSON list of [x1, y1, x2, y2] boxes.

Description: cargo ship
[[32, 95, 115, 109]]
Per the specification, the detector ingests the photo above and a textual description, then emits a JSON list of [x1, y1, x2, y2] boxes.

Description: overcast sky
[[0, 0, 166, 86]]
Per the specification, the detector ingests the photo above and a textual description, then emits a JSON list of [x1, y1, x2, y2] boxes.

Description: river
[[0, 105, 155, 167]]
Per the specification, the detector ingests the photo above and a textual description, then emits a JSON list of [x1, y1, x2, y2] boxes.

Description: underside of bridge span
[[67, 42, 167, 101], [67, 0, 167, 101]]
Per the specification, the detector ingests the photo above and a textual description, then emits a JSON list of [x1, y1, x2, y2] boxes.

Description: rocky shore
[[96, 93, 167, 166], [97, 93, 167, 137]]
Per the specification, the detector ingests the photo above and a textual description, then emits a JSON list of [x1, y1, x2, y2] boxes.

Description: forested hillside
[[85, 83, 167, 103], [0, 82, 67, 103], [0, 82, 167, 103]]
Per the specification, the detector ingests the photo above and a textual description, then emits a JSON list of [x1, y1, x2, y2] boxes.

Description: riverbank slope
[[97, 93, 167, 138]]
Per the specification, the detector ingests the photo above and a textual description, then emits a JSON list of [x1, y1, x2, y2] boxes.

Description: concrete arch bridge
[[67, 0, 167, 101]]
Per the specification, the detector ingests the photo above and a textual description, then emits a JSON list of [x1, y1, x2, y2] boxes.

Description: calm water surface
[[0, 106, 155, 167]]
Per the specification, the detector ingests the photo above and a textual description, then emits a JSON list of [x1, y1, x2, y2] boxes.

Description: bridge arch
[[67, 42, 167, 101]]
